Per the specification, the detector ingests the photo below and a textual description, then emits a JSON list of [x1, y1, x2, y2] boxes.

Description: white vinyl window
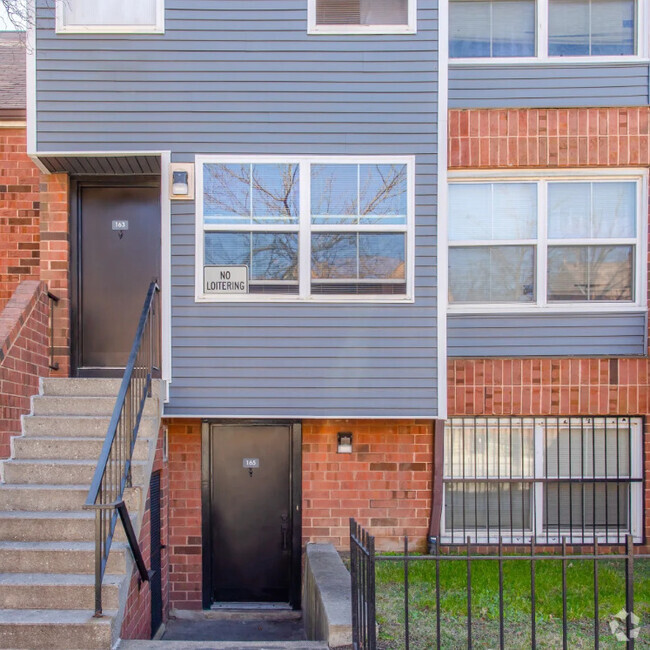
[[448, 171, 647, 313], [196, 156, 415, 302], [442, 417, 643, 544], [308, 0, 417, 34], [449, 0, 647, 61], [56, 0, 164, 34]]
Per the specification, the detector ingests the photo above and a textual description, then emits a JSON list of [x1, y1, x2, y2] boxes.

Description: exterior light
[[169, 163, 195, 200], [337, 431, 353, 454], [172, 170, 189, 195]]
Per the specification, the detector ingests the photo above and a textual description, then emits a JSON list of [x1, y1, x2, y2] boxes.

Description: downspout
[[428, 419, 445, 553]]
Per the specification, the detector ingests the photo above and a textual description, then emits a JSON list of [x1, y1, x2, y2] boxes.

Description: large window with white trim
[[56, 0, 164, 33], [448, 173, 646, 311], [442, 417, 643, 544], [196, 156, 414, 302], [449, 0, 645, 60]]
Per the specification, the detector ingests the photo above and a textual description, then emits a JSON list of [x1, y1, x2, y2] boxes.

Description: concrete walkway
[[118, 642, 328, 649]]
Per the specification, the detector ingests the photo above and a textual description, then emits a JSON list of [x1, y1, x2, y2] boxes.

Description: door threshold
[[210, 602, 292, 611]]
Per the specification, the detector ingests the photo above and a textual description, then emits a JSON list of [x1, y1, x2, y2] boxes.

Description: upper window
[[449, 0, 643, 60], [308, 0, 416, 34], [448, 172, 646, 311], [196, 156, 415, 302], [56, 0, 164, 34]]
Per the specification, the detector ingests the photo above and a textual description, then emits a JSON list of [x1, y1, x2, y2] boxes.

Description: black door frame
[[201, 420, 302, 609], [69, 175, 160, 377]]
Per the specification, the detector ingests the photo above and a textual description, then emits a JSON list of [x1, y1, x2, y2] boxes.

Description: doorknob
[[280, 513, 289, 551]]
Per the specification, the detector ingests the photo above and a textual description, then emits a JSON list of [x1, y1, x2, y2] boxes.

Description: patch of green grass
[[374, 556, 650, 649]]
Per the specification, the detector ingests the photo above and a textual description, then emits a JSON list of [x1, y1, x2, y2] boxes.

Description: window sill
[[448, 304, 646, 315], [56, 26, 165, 34], [195, 294, 415, 304], [449, 56, 649, 66], [308, 25, 416, 35]]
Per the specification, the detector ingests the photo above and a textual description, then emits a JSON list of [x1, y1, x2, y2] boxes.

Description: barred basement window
[[442, 416, 643, 544]]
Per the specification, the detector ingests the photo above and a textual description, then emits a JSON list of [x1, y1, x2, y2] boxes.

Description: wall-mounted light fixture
[[337, 431, 353, 454], [169, 162, 195, 200]]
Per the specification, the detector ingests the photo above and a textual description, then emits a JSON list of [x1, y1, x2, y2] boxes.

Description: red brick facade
[[166, 421, 203, 611], [302, 420, 433, 551], [121, 429, 170, 639], [0, 280, 49, 460], [449, 107, 650, 169]]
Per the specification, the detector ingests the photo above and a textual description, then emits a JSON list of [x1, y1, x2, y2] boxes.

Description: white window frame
[[448, 0, 649, 64], [195, 155, 416, 304], [308, 0, 417, 35], [55, 0, 165, 34], [440, 417, 643, 544], [447, 168, 648, 314]]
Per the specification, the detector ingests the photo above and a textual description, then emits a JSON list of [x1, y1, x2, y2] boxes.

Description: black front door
[[203, 423, 301, 606], [73, 180, 160, 374]]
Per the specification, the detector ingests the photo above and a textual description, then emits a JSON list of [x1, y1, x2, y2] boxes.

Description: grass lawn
[[374, 555, 650, 649]]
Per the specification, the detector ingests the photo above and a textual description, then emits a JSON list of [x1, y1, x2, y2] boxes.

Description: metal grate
[[442, 416, 643, 545]]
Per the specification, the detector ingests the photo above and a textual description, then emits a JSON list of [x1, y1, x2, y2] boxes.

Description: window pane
[[204, 164, 251, 225], [450, 1, 491, 57], [316, 0, 408, 25], [311, 233, 405, 280], [491, 0, 536, 56], [549, 0, 635, 56], [311, 164, 358, 223], [205, 232, 298, 292], [359, 164, 408, 224], [549, 0, 591, 55], [449, 246, 535, 303], [62, 0, 157, 27], [449, 183, 536, 241], [445, 418, 535, 479], [549, 182, 636, 239], [591, 0, 635, 55], [547, 245, 634, 301], [445, 483, 532, 532], [251, 164, 299, 224], [592, 182, 636, 237], [545, 483, 628, 530], [450, 0, 535, 58]]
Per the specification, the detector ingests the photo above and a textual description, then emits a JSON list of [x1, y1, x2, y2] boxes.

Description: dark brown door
[[208, 425, 293, 603], [76, 183, 160, 372]]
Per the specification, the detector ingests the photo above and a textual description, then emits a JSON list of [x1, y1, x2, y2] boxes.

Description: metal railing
[[349, 518, 648, 650], [46, 291, 59, 371], [84, 281, 160, 616]]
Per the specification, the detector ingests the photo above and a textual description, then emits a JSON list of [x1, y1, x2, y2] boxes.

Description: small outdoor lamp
[[337, 431, 353, 454], [172, 170, 189, 195], [169, 163, 195, 200]]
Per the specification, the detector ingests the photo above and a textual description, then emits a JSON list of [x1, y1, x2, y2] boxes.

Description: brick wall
[[166, 420, 202, 611], [449, 107, 650, 169], [0, 128, 41, 309], [302, 420, 434, 551], [0, 280, 49, 460], [0, 126, 70, 376], [121, 428, 169, 640]]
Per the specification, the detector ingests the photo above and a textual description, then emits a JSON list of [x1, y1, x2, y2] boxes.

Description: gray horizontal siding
[[449, 64, 650, 108], [448, 313, 647, 357], [35, 0, 439, 418]]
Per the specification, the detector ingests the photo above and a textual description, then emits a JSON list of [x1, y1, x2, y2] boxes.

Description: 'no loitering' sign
[[204, 266, 249, 294]]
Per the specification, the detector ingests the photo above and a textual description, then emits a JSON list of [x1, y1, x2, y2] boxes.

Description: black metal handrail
[[46, 291, 59, 371], [84, 281, 160, 616]]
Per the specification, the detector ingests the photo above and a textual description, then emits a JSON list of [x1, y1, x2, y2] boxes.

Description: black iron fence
[[350, 518, 649, 650]]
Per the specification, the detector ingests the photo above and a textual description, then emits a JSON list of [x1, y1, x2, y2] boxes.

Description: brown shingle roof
[[0, 31, 26, 119]]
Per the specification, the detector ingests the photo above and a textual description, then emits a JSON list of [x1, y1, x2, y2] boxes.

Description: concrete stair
[[0, 378, 161, 649]]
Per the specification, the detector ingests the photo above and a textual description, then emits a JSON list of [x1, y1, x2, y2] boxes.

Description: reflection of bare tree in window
[[204, 164, 299, 221], [311, 164, 407, 279], [252, 234, 298, 281]]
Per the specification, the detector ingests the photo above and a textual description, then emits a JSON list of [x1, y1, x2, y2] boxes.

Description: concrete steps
[[0, 609, 117, 650], [0, 377, 161, 649]]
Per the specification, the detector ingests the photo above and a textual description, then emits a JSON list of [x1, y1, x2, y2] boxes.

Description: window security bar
[[442, 416, 643, 545]]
